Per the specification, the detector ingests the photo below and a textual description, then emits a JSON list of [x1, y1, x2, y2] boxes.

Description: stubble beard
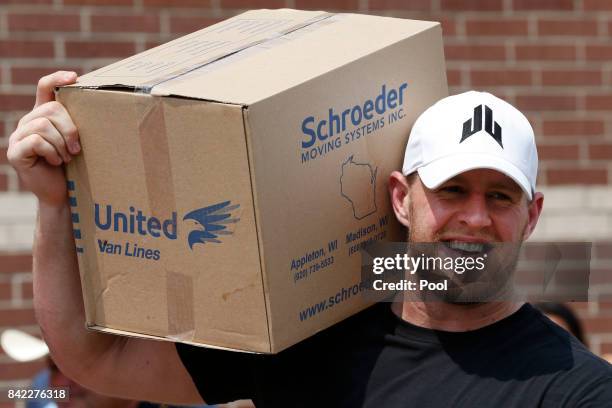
[[405, 203, 527, 305]]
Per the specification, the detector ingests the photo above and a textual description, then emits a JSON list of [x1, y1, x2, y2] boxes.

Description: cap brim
[[416, 153, 533, 200]]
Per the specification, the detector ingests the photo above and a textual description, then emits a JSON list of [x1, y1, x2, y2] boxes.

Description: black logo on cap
[[461, 105, 503, 148]]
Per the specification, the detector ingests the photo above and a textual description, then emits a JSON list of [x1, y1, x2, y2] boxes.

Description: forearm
[[33, 202, 119, 378]]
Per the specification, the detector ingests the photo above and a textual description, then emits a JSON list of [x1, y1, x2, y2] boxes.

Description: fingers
[[12, 117, 71, 163], [35, 71, 77, 109], [7, 133, 63, 169], [15, 101, 80, 155]]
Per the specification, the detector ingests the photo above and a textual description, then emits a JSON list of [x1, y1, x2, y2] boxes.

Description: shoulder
[[173, 303, 389, 404], [521, 305, 612, 404]]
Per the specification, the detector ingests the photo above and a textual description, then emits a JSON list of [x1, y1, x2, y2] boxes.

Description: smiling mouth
[[441, 240, 493, 255]]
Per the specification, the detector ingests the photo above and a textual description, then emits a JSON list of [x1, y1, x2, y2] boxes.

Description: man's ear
[[389, 171, 411, 228], [522, 192, 544, 241]]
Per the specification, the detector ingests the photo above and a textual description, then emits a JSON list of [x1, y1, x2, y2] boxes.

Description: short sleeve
[[175, 342, 259, 404], [574, 376, 612, 407]]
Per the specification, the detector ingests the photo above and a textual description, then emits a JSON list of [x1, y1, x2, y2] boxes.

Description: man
[[8, 71, 612, 407]]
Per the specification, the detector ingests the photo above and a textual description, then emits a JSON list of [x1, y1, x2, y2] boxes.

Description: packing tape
[[137, 98, 175, 215], [134, 12, 336, 94], [166, 271, 195, 341], [136, 97, 196, 340]]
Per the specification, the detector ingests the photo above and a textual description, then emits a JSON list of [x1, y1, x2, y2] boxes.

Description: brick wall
[[0, 253, 43, 408], [0, 0, 611, 187], [0, 0, 611, 405]]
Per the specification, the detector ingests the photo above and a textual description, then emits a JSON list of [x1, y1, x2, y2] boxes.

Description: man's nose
[[457, 193, 492, 229]]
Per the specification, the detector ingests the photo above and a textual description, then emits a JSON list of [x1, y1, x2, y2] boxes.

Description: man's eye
[[489, 192, 512, 202]]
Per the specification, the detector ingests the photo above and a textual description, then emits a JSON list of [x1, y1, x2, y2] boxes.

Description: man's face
[[390, 168, 544, 302], [406, 168, 534, 244]]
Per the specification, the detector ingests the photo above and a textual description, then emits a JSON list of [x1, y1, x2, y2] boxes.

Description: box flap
[[87, 325, 266, 354], [153, 14, 438, 104], [68, 9, 330, 91], [68, 9, 438, 106]]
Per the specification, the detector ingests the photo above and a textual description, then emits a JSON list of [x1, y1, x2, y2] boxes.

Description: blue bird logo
[[183, 201, 240, 250]]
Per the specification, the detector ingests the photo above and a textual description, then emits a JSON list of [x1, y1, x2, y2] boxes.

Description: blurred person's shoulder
[[522, 303, 612, 404]]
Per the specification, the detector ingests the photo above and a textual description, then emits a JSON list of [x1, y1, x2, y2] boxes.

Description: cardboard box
[[58, 9, 448, 353]]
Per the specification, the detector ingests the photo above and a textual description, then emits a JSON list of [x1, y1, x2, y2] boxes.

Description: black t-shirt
[[175, 303, 612, 407]]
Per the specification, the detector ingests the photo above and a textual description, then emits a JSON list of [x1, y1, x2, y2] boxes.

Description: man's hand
[[7, 71, 79, 207]]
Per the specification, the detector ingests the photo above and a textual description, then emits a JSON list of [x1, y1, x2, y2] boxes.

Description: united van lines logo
[[183, 201, 241, 249], [460, 105, 503, 148], [91, 197, 241, 251]]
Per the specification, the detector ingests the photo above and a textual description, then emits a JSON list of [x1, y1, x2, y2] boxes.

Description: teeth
[[447, 241, 484, 253]]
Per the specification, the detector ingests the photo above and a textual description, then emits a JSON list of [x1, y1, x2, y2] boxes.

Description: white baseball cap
[[402, 91, 538, 200]]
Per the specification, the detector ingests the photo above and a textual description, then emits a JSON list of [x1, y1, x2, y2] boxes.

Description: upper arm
[[73, 336, 204, 405]]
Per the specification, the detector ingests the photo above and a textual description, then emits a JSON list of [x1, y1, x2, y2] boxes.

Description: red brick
[[0, 283, 10, 300], [438, 17, 456, 36], [583, 316, 612, 333], [91, 15, 160, 33], [0, 40, 54, 58], [589, 144, 612, 160], [568, 302, 589, 311], [0, 254, 32, 273], [145, 41, 164, 50], [586, 95, 612, 110], [8, 13, 80, 32], [2, 0, 51, 3], [169, 16, 221, 34], [65, 41, 135, 58], [589, 268, 612, 284], [63, 0, 133, 5], [445, 45, 506, 61], [547, 168, 608, 185], [596, 293, 612, 302], [538, 19, 598, 36], [0, 119, 4, 139], [542, 120, 604, 136], [470, 69, 531, 86], [583, 0, 612, 10], [515, 45, 575, 60], [601, 343, 612, 354], [22, 281, 34, 300], [11, 67, 83, 85], [221, 0, 286, 8], [0, 147, 6, 165], [447, 69, 461, 86], [515, 95, 576, 111], [369, 0, 432, 10], [513, 0, 574, 10], [594, 242, 612, 259], [143, 0, 210, 5], [0, 174, 7, 191], [0, 94, 34, 112], [465, 19, 528, 36], [542, 70, 602, 86], [0, 361, 46, 380], [441, 0, 502, 11], [0, 308, 36, 327], [586, 45, 612, 61], [295, 0, 358, 10], [538, 144, 580, 160]]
